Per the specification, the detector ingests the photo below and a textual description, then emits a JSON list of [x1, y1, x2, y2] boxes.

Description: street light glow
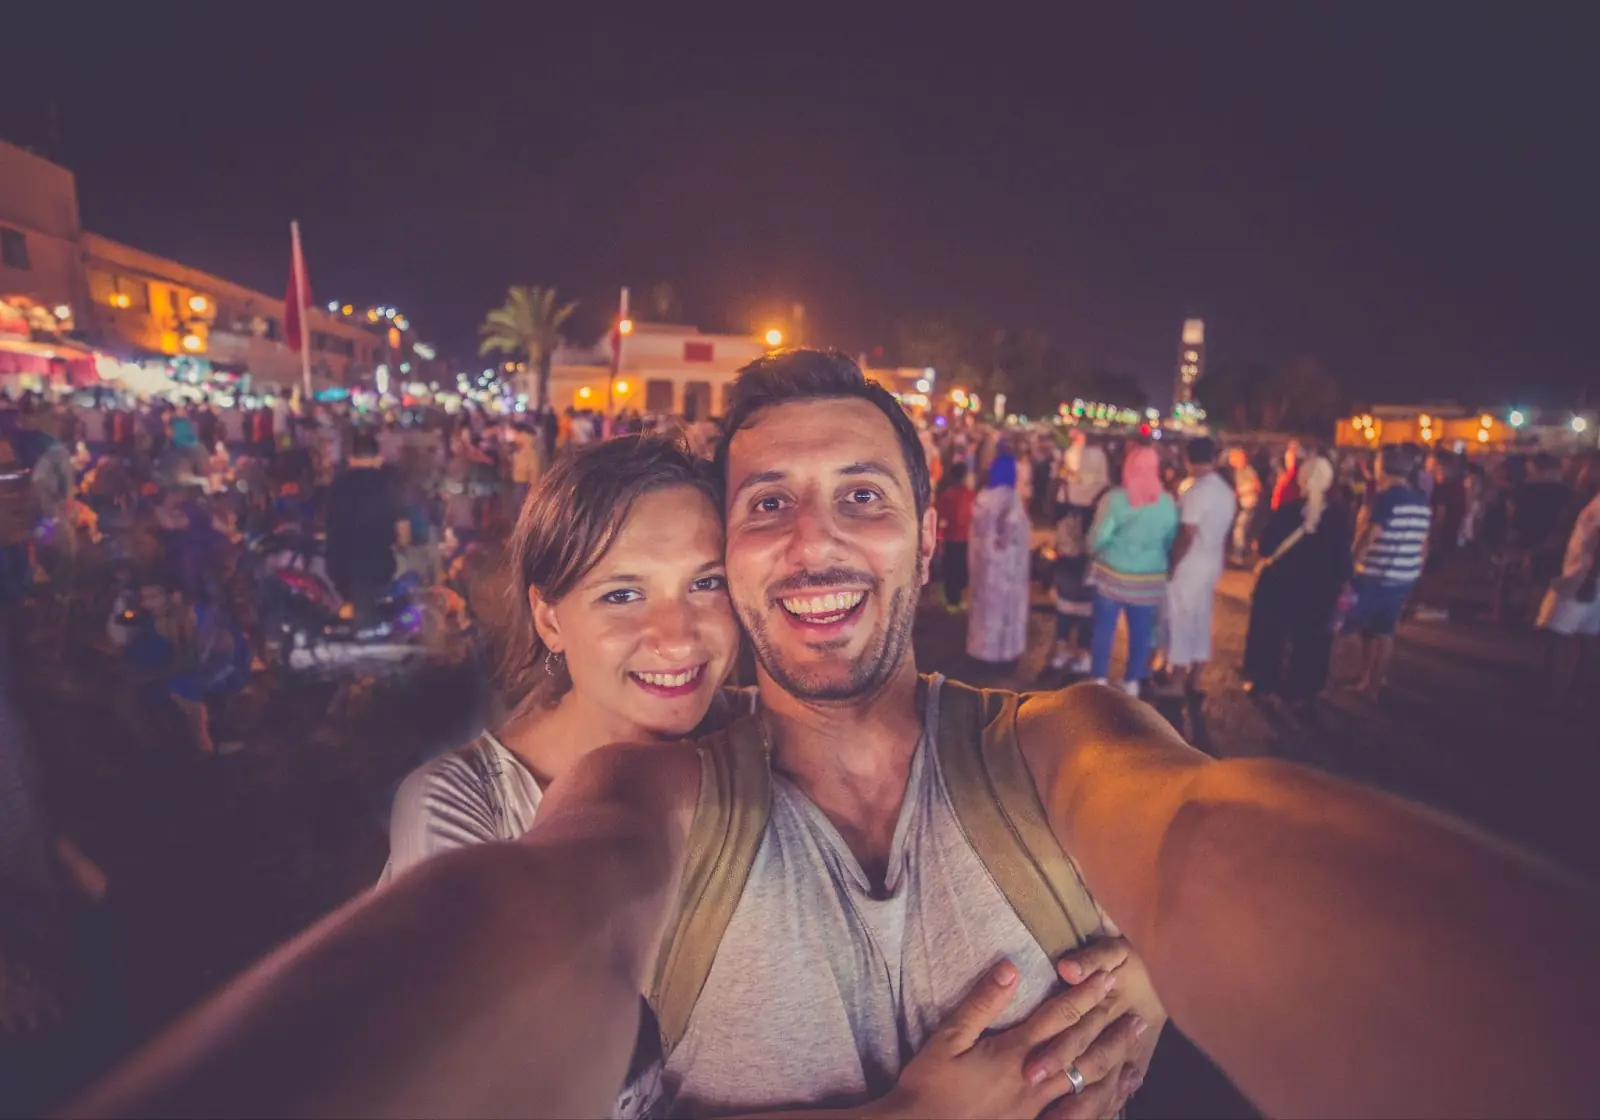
[[764, 328, 783, 347], [915, 378, 931, 393], [615, 379, 630, 395], [188, 295, 208, 314], [1572, 416, 1589, 434], [619, 319, 634, 335], [578, 386, 593, 400], [1509, 409, 1526, 427], [180, 333, 204, 352], [53, 304, 71, 320]]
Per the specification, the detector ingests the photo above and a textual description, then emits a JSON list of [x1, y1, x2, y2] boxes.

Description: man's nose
[[785, 499, 845, 568]]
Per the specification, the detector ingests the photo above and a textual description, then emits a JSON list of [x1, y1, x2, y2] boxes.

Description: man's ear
[[918, 505, 939, 587]]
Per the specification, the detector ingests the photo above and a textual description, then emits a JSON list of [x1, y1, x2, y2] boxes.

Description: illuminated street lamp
[[187, 295, 209, 314], [180, 333, 204, 353], [764, 328, 783, 347], [1508, 409, 1526, 428], [619, 318, 634, 336], [1573, 416, 1590, 435]]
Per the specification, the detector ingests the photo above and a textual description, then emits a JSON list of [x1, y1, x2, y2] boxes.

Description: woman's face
[[534, 485, 737, 740]]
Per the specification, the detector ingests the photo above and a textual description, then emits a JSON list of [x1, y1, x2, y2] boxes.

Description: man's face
[[724, 399, 936, 703]]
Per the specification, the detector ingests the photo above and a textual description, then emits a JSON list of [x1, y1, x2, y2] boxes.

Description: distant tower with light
[[1174, 319, 1205, 408]]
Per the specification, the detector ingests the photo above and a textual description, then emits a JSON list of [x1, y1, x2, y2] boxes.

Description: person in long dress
[[1243, 456, 1352, 709], [966, 452, 1031, 663]]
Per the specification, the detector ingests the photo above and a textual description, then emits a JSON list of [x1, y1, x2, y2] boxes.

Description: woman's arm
[[1019, 684, 1600, 1118]]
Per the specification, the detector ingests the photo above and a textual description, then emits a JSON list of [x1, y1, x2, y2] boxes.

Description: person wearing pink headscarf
[[1087, 444, 1180, 696]]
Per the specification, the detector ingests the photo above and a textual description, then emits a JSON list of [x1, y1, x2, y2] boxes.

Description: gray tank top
[[662, 675, 1061, 1115]]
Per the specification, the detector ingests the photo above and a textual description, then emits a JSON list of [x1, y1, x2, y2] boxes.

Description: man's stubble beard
[[739, 582, 918, 704], [738, 533, 926, 705]]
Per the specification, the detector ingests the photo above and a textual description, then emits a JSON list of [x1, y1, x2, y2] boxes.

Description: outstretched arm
[[1020, 683, 1600, 1118], [71, 744, 699, 1119]]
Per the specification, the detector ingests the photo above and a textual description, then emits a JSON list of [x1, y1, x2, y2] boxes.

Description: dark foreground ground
[[3, 567, 1594, 1117]]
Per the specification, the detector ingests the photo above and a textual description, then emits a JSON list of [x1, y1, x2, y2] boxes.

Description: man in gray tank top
[[654, 352, 1161, 1115]]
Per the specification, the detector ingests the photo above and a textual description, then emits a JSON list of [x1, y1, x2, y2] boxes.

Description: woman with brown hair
[[381, 434, 741, 882]]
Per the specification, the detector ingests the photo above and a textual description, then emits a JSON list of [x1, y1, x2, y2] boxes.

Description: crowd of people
[[927, 416, 1600, 713], [2, 352, 1597, 1116]]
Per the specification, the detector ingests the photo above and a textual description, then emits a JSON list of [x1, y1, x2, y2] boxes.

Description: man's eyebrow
[[838, 461, 900, 483], [730, 469, 787, 499]]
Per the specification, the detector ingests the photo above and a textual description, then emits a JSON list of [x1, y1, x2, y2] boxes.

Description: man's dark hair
[[714, 349, 931, 516], [1185, 437, 1218, 466], [350, 430, 380, 458], [1532, 452, 1560, 475], [947, 460, 968, 488]]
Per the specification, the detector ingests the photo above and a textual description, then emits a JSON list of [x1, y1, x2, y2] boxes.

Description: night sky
[[5, 7, 1596, 407]]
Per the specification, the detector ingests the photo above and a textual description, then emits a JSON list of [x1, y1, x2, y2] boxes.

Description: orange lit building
[[81, 233, 383, 389], [2, 137, 386, 393], [1338, 404, 1512, 450]]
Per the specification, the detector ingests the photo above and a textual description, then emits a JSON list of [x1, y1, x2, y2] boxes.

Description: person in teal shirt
[[1089, 444, 1179, 694]]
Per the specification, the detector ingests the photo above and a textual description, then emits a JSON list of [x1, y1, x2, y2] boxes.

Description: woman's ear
[[529, 586, 562, 654]]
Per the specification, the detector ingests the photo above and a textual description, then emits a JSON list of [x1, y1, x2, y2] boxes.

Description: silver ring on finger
[[1065, 1064, 1087, 1095]]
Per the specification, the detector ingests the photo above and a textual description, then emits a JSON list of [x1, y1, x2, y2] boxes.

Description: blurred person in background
[[965, 452, 1031, 665], [1047, 442, 1109, 673], [1534, 458, 1600, 707], [1512, 453, 1575, 618], [1160, 438, 1235, 704], [1427, 451, 1466, 572], [1227, 447, 1261, 565], [1088, 444, 1178, 696], [1340, 444, 1431, 698], [1028, 430, 1056, 522], [326, 430, 408, 626], [1243, 456, 1353, 709], [1270, 439, 1303, 511], [510, 420, 542, 515], [934, 461, 974, 611]]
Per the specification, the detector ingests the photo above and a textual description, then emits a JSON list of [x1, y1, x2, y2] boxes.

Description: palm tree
[[478, 285, 577, 412]]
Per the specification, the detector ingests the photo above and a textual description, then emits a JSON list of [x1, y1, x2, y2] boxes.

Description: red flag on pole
[[286, 221, 315, 400], [284, 223, 313, 354]]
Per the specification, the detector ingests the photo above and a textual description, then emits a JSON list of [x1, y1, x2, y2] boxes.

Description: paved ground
[[5, 566, 1595, 1115]]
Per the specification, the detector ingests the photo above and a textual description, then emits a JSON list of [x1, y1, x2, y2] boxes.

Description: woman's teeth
[[780, 591, 865, 620], [634, 667, 702, 688]]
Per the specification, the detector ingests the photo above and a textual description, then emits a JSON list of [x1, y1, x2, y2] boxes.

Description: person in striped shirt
[[1342, 444, 1431, 697]]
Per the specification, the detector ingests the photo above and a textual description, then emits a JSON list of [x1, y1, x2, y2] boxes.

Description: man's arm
[[1167, 523, 1196, 576], [1019, 684, 1600, 1118], [71, 744, 700, 1119]]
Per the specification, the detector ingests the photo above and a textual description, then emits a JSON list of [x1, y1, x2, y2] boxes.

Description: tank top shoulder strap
[[648, 713, 770, 1056], [930, 674, 1102, 960]]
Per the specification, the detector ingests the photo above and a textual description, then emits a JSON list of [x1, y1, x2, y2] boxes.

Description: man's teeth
[[781, 591, 866, 617], [635, 667, 701, 688]]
